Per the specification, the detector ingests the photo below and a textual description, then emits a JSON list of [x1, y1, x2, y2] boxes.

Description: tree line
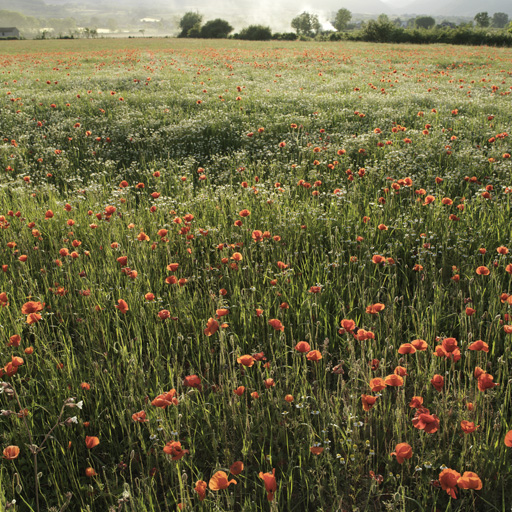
[[176, 10, 512, 46]]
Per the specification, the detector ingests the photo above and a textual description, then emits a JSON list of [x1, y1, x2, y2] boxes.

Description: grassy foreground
[[0, 38, 512, 511]]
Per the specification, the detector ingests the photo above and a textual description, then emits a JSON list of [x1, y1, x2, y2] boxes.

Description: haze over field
[[3, 0, 512, 23]]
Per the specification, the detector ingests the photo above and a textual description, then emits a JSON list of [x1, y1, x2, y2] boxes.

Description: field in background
[[1, 38, 512, 511]]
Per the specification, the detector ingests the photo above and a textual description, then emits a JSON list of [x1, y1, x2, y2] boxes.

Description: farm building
[[0, 27, 20, 39]]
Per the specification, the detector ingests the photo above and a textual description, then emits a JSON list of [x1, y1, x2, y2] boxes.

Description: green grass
[[0, 38, 511, 511]]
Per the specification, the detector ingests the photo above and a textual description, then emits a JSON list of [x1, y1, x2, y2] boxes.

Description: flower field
[[1, 38, 512, 511]]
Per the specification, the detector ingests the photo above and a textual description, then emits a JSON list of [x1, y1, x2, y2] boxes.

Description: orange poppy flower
[[26, 313, 42, 325], [398, 343, 416, 354], [151, 389, 178, 408], [163, 441, 189, 460], [85, 467, 97, 477], [284, 394, 294, 402], [268, 319, 284, 332], [439, 468, 461, 499], [209, 471, 236, 490], [391, 443, 412, 464], [158, 309, 171, 320], [361, 394, 378, 411], [195, 480, 207, 501], [237, 355, 255, 367], [264, 378, 275, 389], [384, 374, 403, 387], [306, 350, 322, 361], [115, 299, 129, 314], [366, 303, 385, 314], [132, 410, 148, 422], [21, 301, 43, 315], [460, 421, 478, 434], [3, 445, 20, 460], [477, 372, 498, 391], [85, 436, 100, 449], [231, 252, 242, 261], [259, 468, 277, 502], [411, 339, 428, 351], [229, 461, 244, 475], [409, 396, 423, 408], [310, 446, 324, 455], [369, 378, 387, 392], [204, 318, 219, 336], [216, 308, 229, 318], [340, 319, 356, 332], [167, 263, 179, 272], [505, 430, 512, 447], [412, 409, 440, 433], [457, 472, 482, 490], [372, 254, 385, 264], [468, 340, 489, 352], [431, 374, 444, 391], [0, 293, 8, 307], [183, 375, 202, 390], [234, 386, 245, 396], [476, 266, 490, 276]]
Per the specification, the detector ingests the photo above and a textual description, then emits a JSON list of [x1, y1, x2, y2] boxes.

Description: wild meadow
[[0, 38, 512, 511]]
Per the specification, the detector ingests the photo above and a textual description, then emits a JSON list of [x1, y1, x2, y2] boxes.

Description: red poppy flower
[[361, 394, 378, 411], [439, 468, 461, 499], [391, 443, 412, 464], [259, 468, 277, 501], [195, 480, 207, 501], [412, 409, 440, 433], [431, 374, 444, 392], [132, 410, 148, 422], [158, 309, 171, 320], [411, 339, 428, 351], [234, 386, 245, 396], [306, 350, 322, 361], [340, 319, 356, 332], [384, 374, 403, 387], [398, 343, 416, 354], [21, 301, 43, 315], [460, 421, 478, 434], [237, 355, 255, 367], [476, 266, 490, 276], [85, 436, 100, 449], [268, 319, 284, 331], [468, 339, 488, 352], [457, 472, 482, 490], [505, 430, 512, 447], [209, 470, 236, 490], [477, 372, 498, 391], [163, 441, 189, 460], [310, 446, 324, 455], [3, 445, 20, 460], [369, 378, 387, 392], [115, 299, 129, 314], [409, 396, 423, 408], [366, 303, 385, 314], [85, 467, 97, 477], [151, 389, 178, 408], [204, 318, 219, 336], [182, 375, 201, 391], [230, 461, 244, 475]]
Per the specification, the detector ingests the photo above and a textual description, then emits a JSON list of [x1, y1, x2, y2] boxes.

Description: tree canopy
[[333, 8, 351, 32], [474, 12, 490, 28], [492, 12, 509, 28], [178, 12, 202, 38], [415, 16, 435, 29], [291, 12, 321, 37], [199, 19, 233, 39]]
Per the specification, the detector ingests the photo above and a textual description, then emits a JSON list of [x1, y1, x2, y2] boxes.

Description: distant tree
[[333, 8, 351, 31], [199, 19, 233, 39], [415, 16, 435, 29], [291, 12, 321, 37], [492, 12, 509, 28], [474, 12, 490, 28], [393, 17, 403, 27], [179, 12, 203, 38], [237, 25, 272, 40], [362, 15, 399, 43]]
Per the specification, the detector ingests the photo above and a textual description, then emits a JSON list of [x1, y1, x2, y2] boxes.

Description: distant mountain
[[398, 0, 512, 16]]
